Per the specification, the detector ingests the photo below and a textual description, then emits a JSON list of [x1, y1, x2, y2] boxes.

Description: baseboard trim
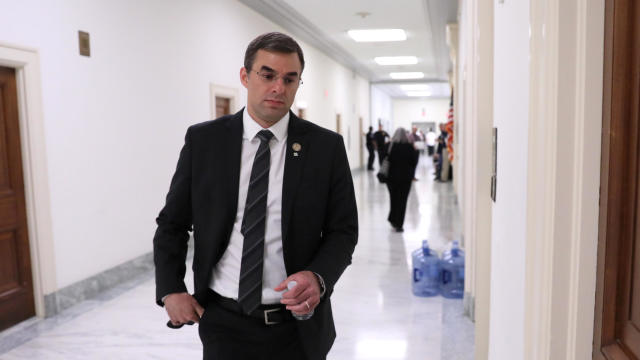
[[43, 252, 154, 317], [464, 292, 476, 322]]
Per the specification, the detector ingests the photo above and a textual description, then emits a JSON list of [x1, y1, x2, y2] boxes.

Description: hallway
[[0, 156, 473, 360]]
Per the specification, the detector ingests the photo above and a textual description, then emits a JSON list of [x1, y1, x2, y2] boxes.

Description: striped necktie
[[238, 129, 274, 314]]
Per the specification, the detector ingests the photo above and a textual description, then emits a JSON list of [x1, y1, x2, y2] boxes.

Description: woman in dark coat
[[386, 128, 419, 232]]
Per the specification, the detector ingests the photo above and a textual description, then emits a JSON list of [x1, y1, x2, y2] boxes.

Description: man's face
[[240, 50, 302, 127]]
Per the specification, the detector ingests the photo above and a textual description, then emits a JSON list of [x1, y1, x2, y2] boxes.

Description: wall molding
[[564, 1, 604, 359], [524, 0, 559, 358], [464, 292, 475, 321]]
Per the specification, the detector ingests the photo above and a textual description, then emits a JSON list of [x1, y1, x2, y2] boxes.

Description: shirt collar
[[242, 107, 289, 143]]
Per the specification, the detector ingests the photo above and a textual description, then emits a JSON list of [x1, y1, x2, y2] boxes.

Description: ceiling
[[237, 0, 458, 99]]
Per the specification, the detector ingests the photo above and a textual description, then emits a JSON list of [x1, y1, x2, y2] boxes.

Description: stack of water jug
[[412, 240, 464, 298]]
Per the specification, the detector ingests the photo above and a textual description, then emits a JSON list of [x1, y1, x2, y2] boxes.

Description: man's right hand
[[164, 292, 205, 326]]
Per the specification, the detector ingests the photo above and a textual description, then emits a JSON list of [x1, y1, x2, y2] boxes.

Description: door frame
[[593, 0, 640, 358], [524, 0, 604, 359], [0, 43, 55, 319]]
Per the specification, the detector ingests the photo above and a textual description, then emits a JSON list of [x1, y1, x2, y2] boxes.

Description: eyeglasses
[[251, 69, 303, 86]]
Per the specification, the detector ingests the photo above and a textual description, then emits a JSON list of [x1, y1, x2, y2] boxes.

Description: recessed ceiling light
[[374, 56, 418, 66], [400, 84, 430, 91], [406, 91, 432, 97], [390, 72, 424, 80], [347, 29, 407, 42]]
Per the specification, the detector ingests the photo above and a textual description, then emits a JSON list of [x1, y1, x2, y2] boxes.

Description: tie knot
[[256, 130, 274, 143]]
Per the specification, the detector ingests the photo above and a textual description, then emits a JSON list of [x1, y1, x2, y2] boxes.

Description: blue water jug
[[440, 241, 465, 299], [412, 240, 441, 297]]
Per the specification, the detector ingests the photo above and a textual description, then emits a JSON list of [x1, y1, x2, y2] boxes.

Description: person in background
[[373, 124, 390, 165], [410, 125, 422, 143], [426, 127, 437, 156], [434, 123, 448, 181], [385, 128, 419, 232], [410, 125, 422, 180], [365, 126, 375, 171]]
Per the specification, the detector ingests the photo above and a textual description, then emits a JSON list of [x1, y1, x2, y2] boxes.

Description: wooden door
[[594, 0, 640, 358], [0, 66, 35, 331], [215, 96, 231, 118]]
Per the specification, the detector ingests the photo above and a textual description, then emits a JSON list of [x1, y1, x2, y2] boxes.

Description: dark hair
[[244, 32, 305, 73]]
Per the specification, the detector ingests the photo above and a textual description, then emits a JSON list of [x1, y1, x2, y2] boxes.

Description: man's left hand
[[275, 271, 321, 315]]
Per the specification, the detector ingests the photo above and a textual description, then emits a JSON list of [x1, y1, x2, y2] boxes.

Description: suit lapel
[[282, 111, 308, 248], [225, 109, 244, 221]]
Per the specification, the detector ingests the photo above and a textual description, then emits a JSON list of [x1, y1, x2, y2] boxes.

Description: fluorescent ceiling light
[[390, 72, 424, 80], [348, 29, 407, 42], [406, 91, 432, 97], [374, 56, 418, 66], [400, 84, 430, 91]]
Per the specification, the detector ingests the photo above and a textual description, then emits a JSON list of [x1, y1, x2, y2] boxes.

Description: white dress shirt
[[426, 131, 437, 146], [210, 107, 289, 304]]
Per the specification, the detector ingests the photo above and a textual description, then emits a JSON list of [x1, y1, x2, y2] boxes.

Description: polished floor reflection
[[0, 154, 474, 360]]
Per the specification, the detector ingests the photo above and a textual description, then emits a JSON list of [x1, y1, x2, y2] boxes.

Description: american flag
[[446, 90, 454, 163]]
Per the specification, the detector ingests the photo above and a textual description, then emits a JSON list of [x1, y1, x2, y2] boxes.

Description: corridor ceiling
[[237, 0, 458, 98]]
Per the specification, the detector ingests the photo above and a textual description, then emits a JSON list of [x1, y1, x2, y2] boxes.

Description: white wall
[[370, 86, 393, 132], [392, 98, 449, 132], [0, 0, 369, 291], [295, 48, 370, 168], [489, 0, 530, 358]]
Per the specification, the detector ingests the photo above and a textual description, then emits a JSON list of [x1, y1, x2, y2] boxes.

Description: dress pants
[[386, 180, 412, 228], [198, 297, 309, 360], [367, 145, 375, 170], [377, 149, 387, 165]]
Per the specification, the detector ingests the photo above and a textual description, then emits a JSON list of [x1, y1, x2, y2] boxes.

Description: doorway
[[215, 96, 231, 118], [0, 66, 35, 331], [209, 84, 239, 119]]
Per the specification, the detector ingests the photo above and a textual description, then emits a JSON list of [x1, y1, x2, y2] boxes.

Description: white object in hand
[[287, 281, 297, 290], [286, 281, 313, 320]]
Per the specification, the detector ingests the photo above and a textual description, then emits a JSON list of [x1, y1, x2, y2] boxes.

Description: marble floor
[[0, 154, 474, 360]]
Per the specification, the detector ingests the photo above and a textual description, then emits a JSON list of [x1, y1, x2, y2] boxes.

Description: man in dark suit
[[373, 124, 389, 165], [365, 126, 375, 170], [153, 32, 358, 360]]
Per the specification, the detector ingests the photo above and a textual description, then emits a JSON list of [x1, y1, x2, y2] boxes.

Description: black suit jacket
[[153, 109, 358, 359]]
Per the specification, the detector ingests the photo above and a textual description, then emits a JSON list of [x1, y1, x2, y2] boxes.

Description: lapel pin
[[294, 152, 299, 157], [292, 143, 302, 152]]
